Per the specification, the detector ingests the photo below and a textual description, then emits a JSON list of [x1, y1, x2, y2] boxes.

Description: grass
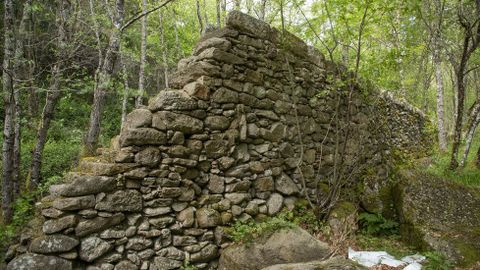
[[424, 138, 480, 187]]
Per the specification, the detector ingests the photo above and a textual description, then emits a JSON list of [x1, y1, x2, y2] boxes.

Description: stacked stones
[[6, 11, 430, 270]]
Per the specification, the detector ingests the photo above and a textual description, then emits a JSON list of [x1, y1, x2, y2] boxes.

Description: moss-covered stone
[[394, 170, 480, 267]]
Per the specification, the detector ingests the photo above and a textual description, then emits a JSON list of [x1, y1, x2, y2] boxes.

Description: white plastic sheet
[[348, 248, 426, 269]]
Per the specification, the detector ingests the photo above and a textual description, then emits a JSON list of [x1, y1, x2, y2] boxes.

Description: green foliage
[[0, 175, 63, 257], [358, 212, 399, 236], [423, 251, 454, 270], [180, 262, 199, 270], [356, 234, 416, 258], [227, 216, 295, 243], [226, 201, 324, 243], [425, 139, 480, 187]]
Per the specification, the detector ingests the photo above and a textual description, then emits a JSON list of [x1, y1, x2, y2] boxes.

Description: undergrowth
[[226, 200, 323, 243], [426, 139, 480, 187]]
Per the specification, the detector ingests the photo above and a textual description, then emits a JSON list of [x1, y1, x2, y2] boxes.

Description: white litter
[[348, 248, 424, 269]]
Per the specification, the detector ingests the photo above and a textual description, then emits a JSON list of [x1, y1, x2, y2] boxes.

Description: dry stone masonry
[[6, 11, 431, 270]]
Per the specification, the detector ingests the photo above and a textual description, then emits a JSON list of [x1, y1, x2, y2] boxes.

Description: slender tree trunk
[[89, 0, 104, 92], [136, 0, 148, 108], [172, 8, 184, 58], [216, 0, 221, 27], [159, 10, 169, 88], [120, 52, 130, 129], [30, 0, 68, 190], [460, 101, 480, 167], [196, 0, 204, 34], [12, 0, 32, 197], [258, 0, 267, 21], [2, 0, 16, 224], [203, 0, 209, 26], [84, 0, 124, 155], [433, 51, 447, 151]]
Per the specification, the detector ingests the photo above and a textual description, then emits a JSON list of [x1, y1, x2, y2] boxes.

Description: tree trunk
[[2, 0, 16, 224], [433, 51, 447, 151], [216, 0, 221, 27], [196, 0, 204, 34], [460, 101, 480, 167], [120, 52, 130, 129], [30, 0, 68, 190], [203, 0, 209, 26], [136, 0, 148, 108], [12, 0, 32, 197], [159, 10, 169, 88], [84, 0, 124, 155], [172, 8, 184, 58], [258, 0, 267, 21]]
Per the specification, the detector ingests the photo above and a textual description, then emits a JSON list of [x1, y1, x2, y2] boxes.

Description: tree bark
[[12, 0, 32, 197], [433, 51, 447, 151], [449, 0, 480, 169], [84, 0, 124, 155], [216, 0, 221, 27], [120, 52, 130, 129], [460, 101, 480, 167], [172, 8, 184, 58], [30, 0, 68, 190], [2, 0, 16, 224], [136, 0, 148, 108], [196, 0, 204, 34], [159, 10, 169, 88]]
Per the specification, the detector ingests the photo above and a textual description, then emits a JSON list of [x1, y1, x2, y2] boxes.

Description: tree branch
[[120, 0, 175, 32]]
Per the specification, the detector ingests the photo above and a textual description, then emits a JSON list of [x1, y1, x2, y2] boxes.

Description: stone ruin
[[6, 11, 431, 270]]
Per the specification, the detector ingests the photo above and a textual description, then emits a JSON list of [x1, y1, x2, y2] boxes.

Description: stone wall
[[6, 11, 431, 270]]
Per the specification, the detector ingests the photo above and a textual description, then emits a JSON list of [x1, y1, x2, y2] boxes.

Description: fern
[[358, 212, 399, 236]]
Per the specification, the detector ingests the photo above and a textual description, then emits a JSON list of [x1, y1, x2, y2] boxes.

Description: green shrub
[[358, 212, 399, 236], [227, 216, 295, 243], [423, 251, 453, 270]]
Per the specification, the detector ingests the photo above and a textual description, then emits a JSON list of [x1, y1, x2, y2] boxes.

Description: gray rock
[[148, 90, 198, 112], [226, 11, 275, 41], [95, 190, 143, 212], [197, 47, 244, 65], [194, 37, 232, 55], [261, 257, 366, 270], [135, 147, 161, 167], [75, 213, 125, 237], [123, 109, 152, 129], [30, 235, 79, 254], [53, 195, 95, 211], [267, 193, 283, 215], [151, 256, 183, 270], [208, 174, 225, 193], [79, 236, 112, 262], [204, 140, 229, 158], [7, 253, 72, 270], [196, 208, 221, 228], [275, 173, 299, 195], [149, 216, 175, 228], [43, 215, 77, 234], [205, 116, 231, 130], [178, 207, 195, 227], [191, 244, 219, 263], [126, 236, 152, 251], [395, 171, 480, 266], [114, 260, 138, 270], [152, 111, 204, 134], [119, 128, 167, 147], [218, 226, 330, 270], [157, 246, 185, 260], [255, 176, 274, 192], [55, 175, 116, 197], [183, 81, 210, 100], [212, 87, 238, 103]]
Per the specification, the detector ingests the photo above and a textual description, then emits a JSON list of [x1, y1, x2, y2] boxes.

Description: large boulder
[[218, 226, 330, 270], [261, 257, 366, 270], [7, 253, 72, 270], [29, 235, 79, 254], [395, 170, 480, 267]]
